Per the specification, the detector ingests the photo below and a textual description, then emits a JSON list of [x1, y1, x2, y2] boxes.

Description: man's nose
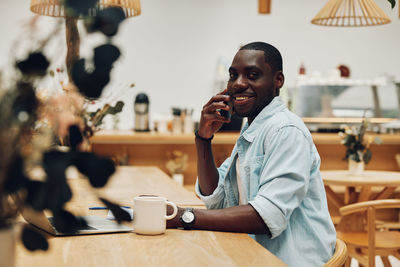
[[232, 75, 248, 89]]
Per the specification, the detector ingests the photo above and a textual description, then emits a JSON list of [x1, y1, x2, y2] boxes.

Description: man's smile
[[232, 93, 256, 106], [235, 96, 250, 100]]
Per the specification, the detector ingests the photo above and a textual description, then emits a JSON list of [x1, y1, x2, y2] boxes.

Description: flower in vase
[[339, 118, 382, 164], [165, 150, 188, 175]]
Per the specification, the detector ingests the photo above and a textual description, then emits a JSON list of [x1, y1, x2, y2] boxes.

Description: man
[[167, 42, 336, 266]]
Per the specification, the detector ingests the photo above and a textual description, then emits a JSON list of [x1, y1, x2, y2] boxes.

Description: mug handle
[[165, 201, 178, 220]]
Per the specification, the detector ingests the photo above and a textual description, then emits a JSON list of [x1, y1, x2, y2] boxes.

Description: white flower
[[374, 137, 383, 145]]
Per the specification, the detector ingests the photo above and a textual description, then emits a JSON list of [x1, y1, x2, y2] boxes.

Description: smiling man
[[167, 42, 336, 266]]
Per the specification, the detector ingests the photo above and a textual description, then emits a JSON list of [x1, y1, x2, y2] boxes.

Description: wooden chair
[[323, 239, 348, 267], [337, 199, 400, 267]]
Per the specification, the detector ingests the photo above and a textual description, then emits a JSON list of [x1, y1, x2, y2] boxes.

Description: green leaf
[[363, 149, 372, 164], [106, 101, 124, 115], [90, 101, 124, 127], [387, 0, 396, 9]]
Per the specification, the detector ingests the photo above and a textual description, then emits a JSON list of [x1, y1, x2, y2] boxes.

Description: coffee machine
[[134, 93, 150, 132]]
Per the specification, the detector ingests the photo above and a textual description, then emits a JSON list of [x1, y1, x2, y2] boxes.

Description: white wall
[[1, 0, 399, 129]]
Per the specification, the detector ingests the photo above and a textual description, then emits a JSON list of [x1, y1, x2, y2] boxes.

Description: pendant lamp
[[30, 0, 141, 18], [30, 0, 141, 85], [311, 0, 391, 27]]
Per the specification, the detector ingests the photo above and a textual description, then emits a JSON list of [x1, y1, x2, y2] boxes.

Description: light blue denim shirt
[[195, 96, 336, 267]]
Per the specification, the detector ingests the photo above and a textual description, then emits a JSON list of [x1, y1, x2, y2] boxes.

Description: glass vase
[[172, 173, 184, 186], [348, 159, 365, 175]]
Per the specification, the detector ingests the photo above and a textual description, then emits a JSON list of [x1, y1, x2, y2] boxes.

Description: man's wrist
[[167, 207, 184, 228], [195, 130, 214, 142], [179, 208, 195, 230]]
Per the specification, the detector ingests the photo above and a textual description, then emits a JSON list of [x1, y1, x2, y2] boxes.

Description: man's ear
[[273, 71, 284, 96], [274, 71, 285, 89]]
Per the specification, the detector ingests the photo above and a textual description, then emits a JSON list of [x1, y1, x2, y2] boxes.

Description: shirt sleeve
[[248, 126, 312, 239], [195, 155, 232, 209]]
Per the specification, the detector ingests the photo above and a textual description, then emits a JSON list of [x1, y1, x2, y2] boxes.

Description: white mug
[[133, 196, 178, 235]]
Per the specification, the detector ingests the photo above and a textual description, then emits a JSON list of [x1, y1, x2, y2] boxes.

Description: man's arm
[[196, 92, 231, 195], [195, 136, 219, 195], [168, 204, 270, 235]]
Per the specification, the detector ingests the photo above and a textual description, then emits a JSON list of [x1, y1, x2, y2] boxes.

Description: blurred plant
[[166, 150, 188, 175], [0, 1, 131, 252], [339, 118, 382, 164], [48, 68, 131, 139], [387, 0, 396, 9]]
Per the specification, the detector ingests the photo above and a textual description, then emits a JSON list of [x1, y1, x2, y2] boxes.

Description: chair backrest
[[339, 199, 400, 267], [323, 239, 348, 267], [339, 199, 400, 216]]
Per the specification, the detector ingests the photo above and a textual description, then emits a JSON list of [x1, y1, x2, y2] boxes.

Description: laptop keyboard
[[48, 217, 98, 231]]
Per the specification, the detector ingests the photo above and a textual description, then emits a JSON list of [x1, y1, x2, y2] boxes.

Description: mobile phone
[[219, 94, 231, 120]]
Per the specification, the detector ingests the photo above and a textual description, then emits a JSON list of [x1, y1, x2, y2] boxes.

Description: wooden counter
[[90, 131, 239, 185], [90, 130, 400, 185]]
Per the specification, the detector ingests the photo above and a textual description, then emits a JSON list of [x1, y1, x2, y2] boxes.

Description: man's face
[[227, 50, 283, 124]]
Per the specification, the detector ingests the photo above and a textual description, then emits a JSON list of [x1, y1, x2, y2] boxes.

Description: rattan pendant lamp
[[30, 0, 141, 85], [311, 0, 391, 26]]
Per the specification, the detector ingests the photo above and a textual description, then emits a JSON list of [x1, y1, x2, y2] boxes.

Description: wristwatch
[[180, 208, 195, 230]]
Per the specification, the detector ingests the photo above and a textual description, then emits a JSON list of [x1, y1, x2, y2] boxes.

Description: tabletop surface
[[16, 166, 286, 267], [321, 170, 400, 186], [95, 166, 205, 207]]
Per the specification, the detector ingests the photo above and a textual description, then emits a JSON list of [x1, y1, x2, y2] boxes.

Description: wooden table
[[322, 170, 400, 208], [16, 166, 286, 267], [322, 170, 400, 230]]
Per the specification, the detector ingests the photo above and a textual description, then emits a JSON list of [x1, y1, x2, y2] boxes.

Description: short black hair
[[240, 42, 283, 73]]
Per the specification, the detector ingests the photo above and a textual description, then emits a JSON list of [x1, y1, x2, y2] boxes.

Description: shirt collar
[[240, 96, 286, 143]]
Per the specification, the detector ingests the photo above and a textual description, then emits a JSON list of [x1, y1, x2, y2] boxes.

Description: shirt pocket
[[244, 155, 264, 200]]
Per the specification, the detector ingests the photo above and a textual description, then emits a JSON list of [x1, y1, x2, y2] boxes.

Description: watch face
[[182, 211, 195, 223]]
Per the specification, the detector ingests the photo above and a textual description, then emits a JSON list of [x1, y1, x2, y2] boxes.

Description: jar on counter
[[172, 107, 182, 134]]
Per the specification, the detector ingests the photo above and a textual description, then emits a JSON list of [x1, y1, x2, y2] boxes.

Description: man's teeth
[[235, 96, 249, 100]]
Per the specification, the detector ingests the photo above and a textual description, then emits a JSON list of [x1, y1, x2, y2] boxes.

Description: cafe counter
[[90, 130, 400, 185]]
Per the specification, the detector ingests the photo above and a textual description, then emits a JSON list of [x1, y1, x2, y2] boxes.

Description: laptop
[[21, 207, 133, 236]]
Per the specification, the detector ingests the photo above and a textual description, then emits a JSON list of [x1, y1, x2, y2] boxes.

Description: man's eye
[[248, 72, 259, 80], [229, 73, 237, 80]]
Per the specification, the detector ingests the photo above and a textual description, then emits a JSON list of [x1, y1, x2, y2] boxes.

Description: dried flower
[[166, 150, 188, 175], [0, 4, 130, 252]]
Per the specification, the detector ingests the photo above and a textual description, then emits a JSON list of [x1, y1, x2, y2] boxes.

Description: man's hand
[[197, 90, 231, 139], [166, 206, 185, 228], [195, 90, 231, 196]]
